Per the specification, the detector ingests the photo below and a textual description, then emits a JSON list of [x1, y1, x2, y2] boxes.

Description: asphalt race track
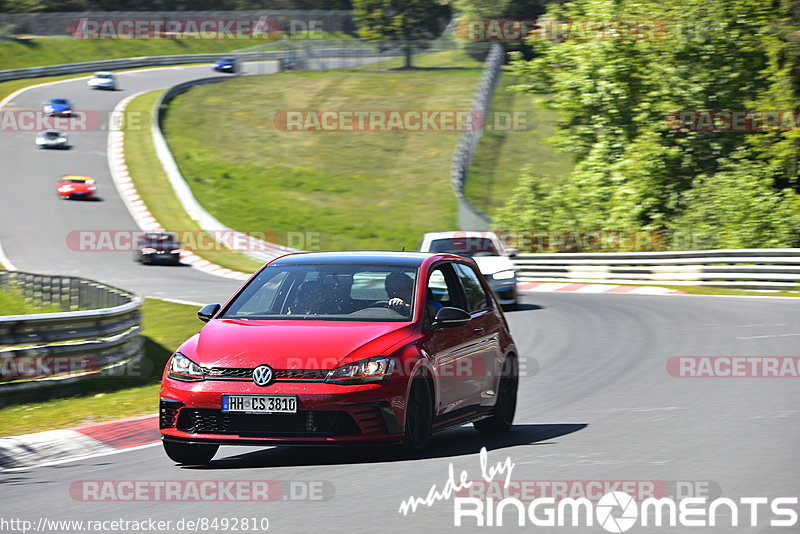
[[0, 64, 285, 303], [1, 291, 798, 532], [0, 57, 798, 533]]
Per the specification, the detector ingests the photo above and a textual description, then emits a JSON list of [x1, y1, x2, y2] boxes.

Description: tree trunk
[[404, 40, 413, 69]]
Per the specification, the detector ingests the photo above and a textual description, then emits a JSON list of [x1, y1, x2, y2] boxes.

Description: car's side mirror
[[505, 248, 519, 258], [198, 304, 221, 323], [432, 307, 471, 328]]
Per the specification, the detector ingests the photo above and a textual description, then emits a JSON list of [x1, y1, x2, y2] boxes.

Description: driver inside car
[[288, 281, 325, 315], [384, 271, 414, 315]]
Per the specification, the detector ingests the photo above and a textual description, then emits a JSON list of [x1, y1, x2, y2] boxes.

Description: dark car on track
[[159, 251, 519, 465], [212, 56, 240, 73], [135, 232, 182, 265]]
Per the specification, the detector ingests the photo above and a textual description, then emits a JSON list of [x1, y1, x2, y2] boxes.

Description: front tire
[[474, 354, 518, 433], [403, 377, 433, 453], [163, 440, 218, 465]]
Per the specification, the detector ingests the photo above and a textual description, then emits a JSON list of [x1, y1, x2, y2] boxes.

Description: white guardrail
[[512, 249, 800, 290], [0, 271, 144, 393], [0, 45, 406, 82]]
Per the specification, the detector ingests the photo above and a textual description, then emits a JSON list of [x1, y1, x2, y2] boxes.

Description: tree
[[495, 0, 800, 249], [353, 0, 451, 68]]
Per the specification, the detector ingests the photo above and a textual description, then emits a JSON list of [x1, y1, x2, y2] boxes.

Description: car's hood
[[472, 255, 515, 275], [182, 320, 416, 370], [90, 78, 112, 84]]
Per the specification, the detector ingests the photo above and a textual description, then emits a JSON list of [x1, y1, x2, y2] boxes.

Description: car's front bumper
[[486, 276, 518, 305], [142, 251, 182, 263], [160, 377, 407, 445]]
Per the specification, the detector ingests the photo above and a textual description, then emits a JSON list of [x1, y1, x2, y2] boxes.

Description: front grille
[[176, 409, 359, 437], [204, 367, 328, 381]]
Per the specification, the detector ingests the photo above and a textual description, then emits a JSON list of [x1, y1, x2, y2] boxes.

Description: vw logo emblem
[[252, 365, 273, 387]]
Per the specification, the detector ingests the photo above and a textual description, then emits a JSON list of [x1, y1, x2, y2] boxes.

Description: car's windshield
[[222, 263, 417, 322], [220, 57, 235, 62], [428, 237, 499, 257], [51, 99, 68, 105], [43, 132, 60, 139], [63, 179, 89, 184], [96, 73, 112, 78]]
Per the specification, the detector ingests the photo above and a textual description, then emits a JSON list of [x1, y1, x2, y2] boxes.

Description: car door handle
[[473, 327, 485, 334]]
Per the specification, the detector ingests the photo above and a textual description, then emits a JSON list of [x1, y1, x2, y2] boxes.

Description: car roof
[[421, 231, 500, 240], [49, 98, 69, 102], [60, 175, 91, 181], [270, 250, 446, 267], [94, 71, 113, 75], [40, 129, 62, 134]]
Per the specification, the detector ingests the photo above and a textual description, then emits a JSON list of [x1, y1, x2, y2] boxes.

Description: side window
[[424, 264, 462, 325], [454, 263, 490, 313]]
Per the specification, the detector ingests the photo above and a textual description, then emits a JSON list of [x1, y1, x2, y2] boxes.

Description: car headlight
[[168, 352, 205, 381], [58, 137, 67, 142], [141, 247, 157, 254], [492, 270, 516, 280], [325, 356, 395, 385]]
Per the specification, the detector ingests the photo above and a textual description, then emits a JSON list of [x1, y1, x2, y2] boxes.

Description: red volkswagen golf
[[160, 251, 519, 465]]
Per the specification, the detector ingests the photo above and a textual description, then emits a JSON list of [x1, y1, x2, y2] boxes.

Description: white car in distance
[[87, 72, 117, 90], [419, 231, 519, 309]]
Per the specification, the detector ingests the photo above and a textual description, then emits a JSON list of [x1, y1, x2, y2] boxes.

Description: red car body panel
[[160, 252, 518, 446], [57, 176, 95, 199]]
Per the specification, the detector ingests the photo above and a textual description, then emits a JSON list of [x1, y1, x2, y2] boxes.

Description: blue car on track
[[43, 98, 73, 117], [212, 57, 240, 73]]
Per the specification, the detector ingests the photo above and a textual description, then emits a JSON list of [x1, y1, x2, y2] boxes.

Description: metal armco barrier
[[512, 249, 800, 290], [0, 43, 407, 82], [452, 43, 503, 230], [0, 271, 144, 392]]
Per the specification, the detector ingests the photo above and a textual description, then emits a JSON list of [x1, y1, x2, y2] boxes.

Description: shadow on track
[[185, 423, 587, 470]]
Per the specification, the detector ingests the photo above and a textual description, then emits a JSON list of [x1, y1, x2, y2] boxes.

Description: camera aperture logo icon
[[596, 491, 638, 533]]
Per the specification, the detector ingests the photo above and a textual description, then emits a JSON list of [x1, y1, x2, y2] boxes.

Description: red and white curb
[[0, 414, 159, 471], [107, 94, 249, 281], [518, 282, 685, 295]]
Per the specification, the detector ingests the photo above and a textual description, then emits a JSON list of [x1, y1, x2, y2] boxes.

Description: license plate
[[221, 395, 297, 414]]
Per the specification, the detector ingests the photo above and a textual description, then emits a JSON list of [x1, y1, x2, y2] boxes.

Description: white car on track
[[87, 72, 117, 90], [419, 231, 519, 309]]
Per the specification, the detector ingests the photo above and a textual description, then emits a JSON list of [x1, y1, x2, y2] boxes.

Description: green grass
[[653, 284, 800, 298], [162, 50, 484, 251], [465, 73, 574, 215], [0, 288, 60, 315], [0, 298, 201, 436], [123, 91, 265, 274]]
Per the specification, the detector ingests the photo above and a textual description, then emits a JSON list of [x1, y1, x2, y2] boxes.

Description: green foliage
[[499, 0, 800, 249], [454, 0, 549, 60], [353, 0, 451, 67]]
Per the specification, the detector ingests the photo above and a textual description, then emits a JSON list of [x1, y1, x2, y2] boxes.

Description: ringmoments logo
[[398, 448, 799, 530]]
